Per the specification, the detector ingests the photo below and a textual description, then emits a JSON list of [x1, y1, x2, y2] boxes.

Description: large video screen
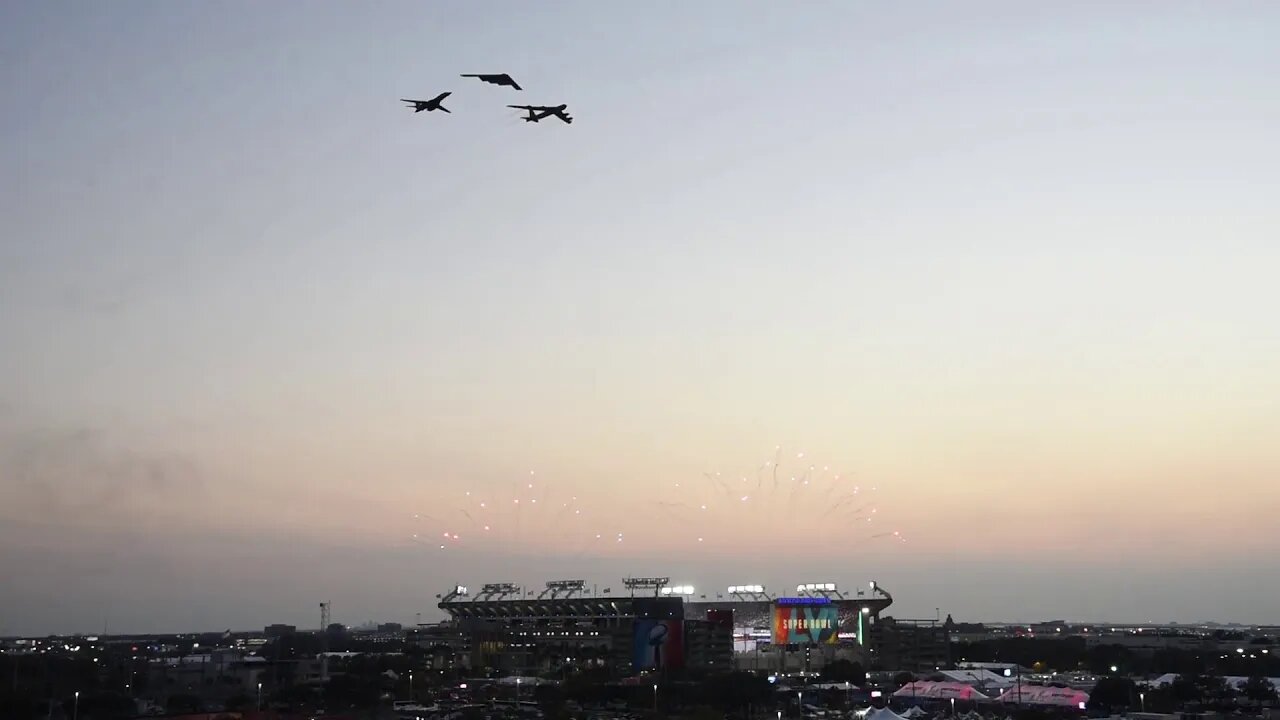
[[632, 619, 684, 671], [772, 601, 839, 645]]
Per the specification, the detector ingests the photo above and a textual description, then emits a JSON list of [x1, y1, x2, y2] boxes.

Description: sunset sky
[[2, 1, 1279, 635]]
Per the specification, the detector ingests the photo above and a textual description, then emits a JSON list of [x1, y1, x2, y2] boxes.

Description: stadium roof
[[440, 596, 681, 620]]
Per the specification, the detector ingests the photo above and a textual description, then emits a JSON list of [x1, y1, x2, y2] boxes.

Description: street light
[[257, 682, 263, 710], [950, 697, 956, 715], [516, 677, 522, 705], [1004, 667, 1022, 706], [1139, 692, 1146, 712], [653, 683, 659, 713], [409, 670, 414, 700], [73, 690, 80, 720]]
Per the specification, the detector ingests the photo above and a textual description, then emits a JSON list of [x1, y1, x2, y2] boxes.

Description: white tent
[[495, 675, 547, 686], [941, 669, 1014, 690], [866, 707, 910, 720], [894, 681, 990, 700], [997, 685, 1089, 708]]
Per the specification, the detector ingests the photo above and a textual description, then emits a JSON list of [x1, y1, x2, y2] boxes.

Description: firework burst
[[406, 470, 631, 575], [643, 446, 906, 555]]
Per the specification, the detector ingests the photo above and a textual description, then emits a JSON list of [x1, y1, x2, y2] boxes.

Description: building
[[436, 579, 895, 677], [868, 617, 950, 672], [943, 615, 991, 643], [440, 594, 684, 675], [264, 624, 296, 638], [407, 623, 470, 670], [683, 609, 735, 671], [144, 650, 268, 703], [1083, 632, 1209, 653]]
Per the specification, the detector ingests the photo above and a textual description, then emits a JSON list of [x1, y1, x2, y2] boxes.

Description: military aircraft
[[508, 104, 573, 124], [400, 92, 452, 113], [460, 73, 522, 91]]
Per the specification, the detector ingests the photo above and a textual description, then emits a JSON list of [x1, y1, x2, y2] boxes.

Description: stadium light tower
[[438, 585, 469, 604], [869, 580, 893, 602], [475, 583, 521, 601], [623, 577, 670, 597], [728, 585, 769, 602], [660, 585, 695, 596], [797, 582, 841, 599], [540, 580, 587, 600]]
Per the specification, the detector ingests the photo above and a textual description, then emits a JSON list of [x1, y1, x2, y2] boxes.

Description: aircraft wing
[[506, 105, 541, 111]]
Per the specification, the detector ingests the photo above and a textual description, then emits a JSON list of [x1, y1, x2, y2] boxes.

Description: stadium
[[432, 578, 896, 676]]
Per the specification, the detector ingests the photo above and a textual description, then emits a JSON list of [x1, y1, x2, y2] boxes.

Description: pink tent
[[997, 685, 1089, 707], [893, 681, 989, 700]]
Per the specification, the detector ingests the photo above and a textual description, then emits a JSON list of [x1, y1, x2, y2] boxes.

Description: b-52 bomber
[[400, 92, 452, 113], [509, 104, 573, 124]]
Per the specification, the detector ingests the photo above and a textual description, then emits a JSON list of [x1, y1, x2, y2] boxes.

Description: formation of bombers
[[401, 72, 573, 124]]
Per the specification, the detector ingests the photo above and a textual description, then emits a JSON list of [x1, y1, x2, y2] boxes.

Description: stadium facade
[[433, 579, 895, 676]]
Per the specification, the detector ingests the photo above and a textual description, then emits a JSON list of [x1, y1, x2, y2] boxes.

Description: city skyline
[[2, 1, 1279, 635]]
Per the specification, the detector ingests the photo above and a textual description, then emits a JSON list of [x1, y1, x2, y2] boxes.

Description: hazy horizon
[[3, 1, 1279, 636]]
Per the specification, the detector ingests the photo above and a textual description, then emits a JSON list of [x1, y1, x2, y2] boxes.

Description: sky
[[1, 1, 1279, 636]]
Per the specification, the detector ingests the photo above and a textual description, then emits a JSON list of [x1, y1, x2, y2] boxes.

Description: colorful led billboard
[[632, 619, 684, 671], [772, 602, 839, 645]]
